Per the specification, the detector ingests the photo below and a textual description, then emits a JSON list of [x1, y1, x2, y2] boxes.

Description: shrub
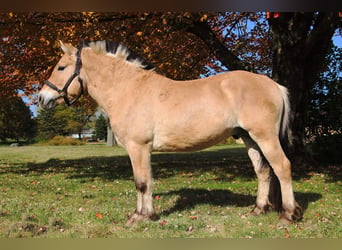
[[47, 136, 85, 146]]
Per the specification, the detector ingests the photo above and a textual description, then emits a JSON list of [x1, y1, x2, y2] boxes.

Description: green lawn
[[0, 144, 340, 238]]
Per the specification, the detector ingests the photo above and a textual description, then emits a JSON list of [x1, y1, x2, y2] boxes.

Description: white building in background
[[70, 129, 94, 139]]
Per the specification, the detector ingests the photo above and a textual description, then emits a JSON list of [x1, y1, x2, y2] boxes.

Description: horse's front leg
[[125, 142, 157, 227]]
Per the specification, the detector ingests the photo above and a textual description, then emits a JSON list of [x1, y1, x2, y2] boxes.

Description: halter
[[43, 42, 84, 106]]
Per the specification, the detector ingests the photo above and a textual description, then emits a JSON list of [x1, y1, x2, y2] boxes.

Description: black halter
[[43, 42, 84, 106]]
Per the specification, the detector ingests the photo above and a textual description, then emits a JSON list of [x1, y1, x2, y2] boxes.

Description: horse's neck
[[83, 59, 157, 116]]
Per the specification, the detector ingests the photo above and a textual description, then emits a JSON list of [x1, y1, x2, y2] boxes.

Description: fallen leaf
[[321, 217, 329, 222], [95, 212, 103, 219], [239, 213, 247, 219], [159, 220, 167, 226], [284, 228, 291, 238]]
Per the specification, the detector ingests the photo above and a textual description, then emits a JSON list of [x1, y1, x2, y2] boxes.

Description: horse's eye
[[57, 66, 66, 71]]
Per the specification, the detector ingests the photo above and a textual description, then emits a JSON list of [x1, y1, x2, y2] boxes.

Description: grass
[[0, 144, 340, 238]]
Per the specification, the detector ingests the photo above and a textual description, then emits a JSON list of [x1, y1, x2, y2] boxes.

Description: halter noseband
[[43, 42, 84, 106]]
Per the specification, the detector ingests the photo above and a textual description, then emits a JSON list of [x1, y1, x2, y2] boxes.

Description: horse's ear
[[59, 40, 77, 55]]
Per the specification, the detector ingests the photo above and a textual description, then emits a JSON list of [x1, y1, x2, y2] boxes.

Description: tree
[[95, 114, 108, 141], [37, 106, 68, 140], [36, 104, 94, 140], [0, 96, 36, 143], [65, 103, 94, 139], [267, 12, 340, 162], [306, 45, 342, 137]]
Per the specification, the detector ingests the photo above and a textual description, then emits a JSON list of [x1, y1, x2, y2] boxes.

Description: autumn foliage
[[0, 12, 271, 104]]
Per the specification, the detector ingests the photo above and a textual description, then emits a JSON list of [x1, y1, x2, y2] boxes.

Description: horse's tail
[[278, 84, 291, 143], [269, 84, 292, 213]]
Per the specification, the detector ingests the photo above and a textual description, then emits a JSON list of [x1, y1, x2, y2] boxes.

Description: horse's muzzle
[[38, 90, 58, 109]]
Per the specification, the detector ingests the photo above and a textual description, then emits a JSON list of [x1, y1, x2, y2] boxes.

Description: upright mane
[[83, 40, 154, 70]]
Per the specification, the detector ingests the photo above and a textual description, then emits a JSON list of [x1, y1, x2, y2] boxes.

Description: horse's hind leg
[[125, 142, 157, 227], [241, 134, 272, 215], [250, 133, 302, 223]]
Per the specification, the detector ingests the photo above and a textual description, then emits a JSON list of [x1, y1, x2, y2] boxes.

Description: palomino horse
[[39, 40, 302, 226]]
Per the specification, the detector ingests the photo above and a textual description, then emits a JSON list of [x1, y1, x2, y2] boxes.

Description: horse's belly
[[151, 126, 234, 152]]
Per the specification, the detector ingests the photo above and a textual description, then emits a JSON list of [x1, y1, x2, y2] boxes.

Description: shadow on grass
[[158, 188, 255, 216], [156, 188, 321, 216], [2, 146, 340, 182], [3, 147, 253, 181]]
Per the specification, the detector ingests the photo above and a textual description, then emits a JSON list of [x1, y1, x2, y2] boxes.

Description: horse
[[38, 40, 302, 226]]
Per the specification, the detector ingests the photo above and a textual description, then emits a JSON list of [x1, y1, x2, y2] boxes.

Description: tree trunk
[[268, 12, 340, 165], [106, 125, 116, 146]]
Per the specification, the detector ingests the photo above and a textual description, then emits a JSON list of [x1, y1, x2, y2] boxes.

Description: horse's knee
[[135, 181, 147, 194]]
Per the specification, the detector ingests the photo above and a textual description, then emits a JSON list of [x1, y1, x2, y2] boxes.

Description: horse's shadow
[[157, 188, 255, 216], [156, 188, 321, 217]]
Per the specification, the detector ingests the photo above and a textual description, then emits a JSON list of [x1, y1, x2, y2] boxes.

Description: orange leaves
[[183, 12, 191, 18], [95, 212, 103, 219], [82, 12, 94, 16], [39, 36, 50, 46], [200, 14, 208, 22], [95, 211, 111, 219], [266, 12, 280, 19], [12, 69, 20, 76], [62, 25, 77, 39]]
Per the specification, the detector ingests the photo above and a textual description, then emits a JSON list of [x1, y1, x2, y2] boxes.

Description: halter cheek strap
[[43, 42, 84, 106]]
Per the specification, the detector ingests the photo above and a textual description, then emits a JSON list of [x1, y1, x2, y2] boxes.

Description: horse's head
[[39, 41, 85, 109]]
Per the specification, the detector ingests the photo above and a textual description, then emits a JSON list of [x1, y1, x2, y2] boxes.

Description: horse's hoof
[[250, 204, 270, 216], [279, 203, 303, 224], [125, 212, 159, 227]]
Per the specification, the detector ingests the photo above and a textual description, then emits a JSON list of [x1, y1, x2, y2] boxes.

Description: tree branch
[[305, 12, 340, 57], [186, 20, 253, 72], [167, 13, 253, 72]]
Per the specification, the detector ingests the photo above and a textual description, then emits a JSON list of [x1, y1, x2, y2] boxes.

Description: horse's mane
[[84, 40, 154, 70]]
